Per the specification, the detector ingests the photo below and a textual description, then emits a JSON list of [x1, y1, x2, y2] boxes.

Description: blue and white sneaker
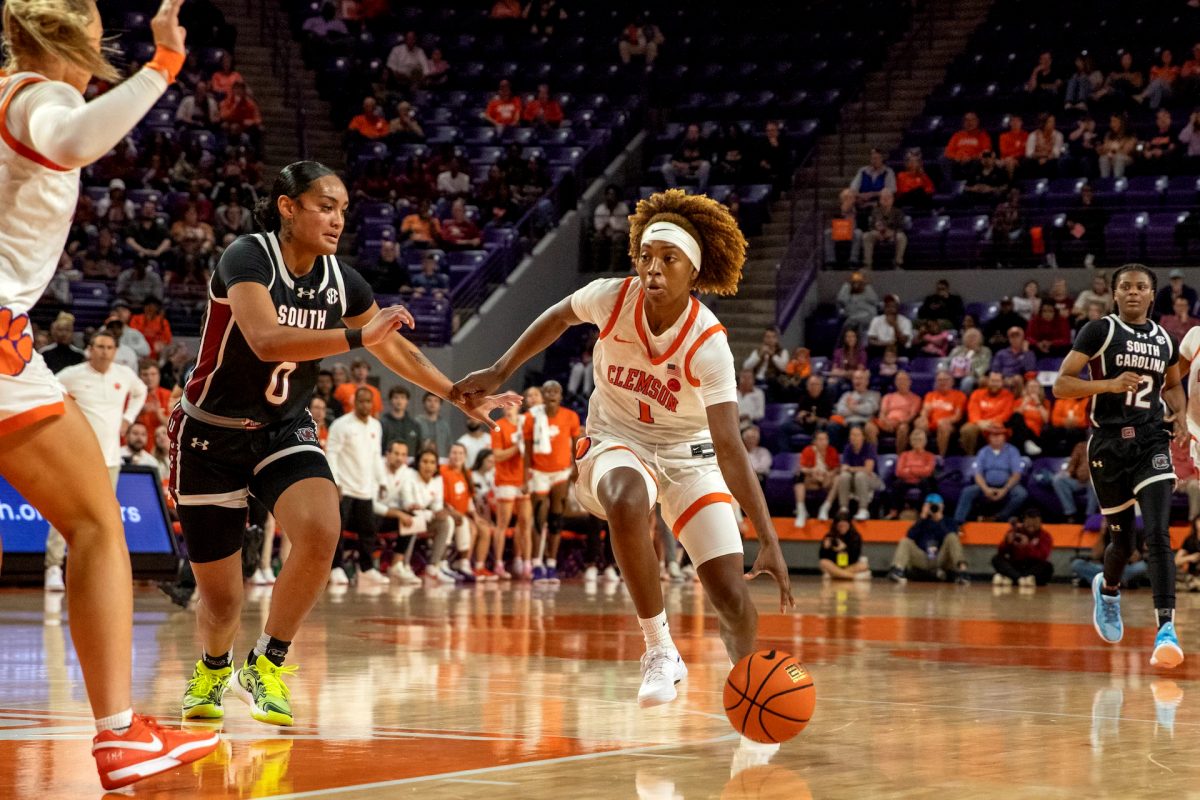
[[1150, 621, 1184, 668], [531, 565, 548, 582], [544, 566, 560, 584], [1091, 573, 1123, 643]]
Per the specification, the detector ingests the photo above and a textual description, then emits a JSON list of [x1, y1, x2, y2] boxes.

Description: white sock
[[546, 558, 557, 568], [514, 558, 524, 572], [638, 611, 674, 650], [532, 557, 544, 567], [252, 632, 272, 660], [96, 708, 133, 734]]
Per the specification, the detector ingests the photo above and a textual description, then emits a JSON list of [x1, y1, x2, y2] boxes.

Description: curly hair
[[627, 189, 747, 296]]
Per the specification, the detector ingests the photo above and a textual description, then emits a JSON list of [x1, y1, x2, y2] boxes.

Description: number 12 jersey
[[1070, 314, 1178, 430]]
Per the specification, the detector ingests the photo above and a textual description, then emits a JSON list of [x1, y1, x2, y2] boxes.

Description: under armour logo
[[326, 288, 340, 304], [296, 288, 316, 299], [191, 438, 209, 450], [1092, 460, 1103, 468]]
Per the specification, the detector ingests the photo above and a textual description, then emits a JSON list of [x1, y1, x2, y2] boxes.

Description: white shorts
[[494, 484, 529, 502], [574, 435, 743, 567], [0, 350, 66, 437], [529, 467, 571, 495], [453, 516, 472, 550]]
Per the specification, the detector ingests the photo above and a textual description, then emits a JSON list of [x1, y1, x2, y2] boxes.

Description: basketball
[[723, 650, 815, 744]]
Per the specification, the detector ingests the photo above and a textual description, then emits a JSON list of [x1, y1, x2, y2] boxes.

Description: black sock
[[1157, 608, 1174, 630], [1100, 584, 1120, 597], [202, 651, 232, 670], [251, 635, 292, 667]]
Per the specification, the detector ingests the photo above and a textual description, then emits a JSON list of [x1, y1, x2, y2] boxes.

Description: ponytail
[[2, 0, 120, 83], [254, 160, 338, 232]]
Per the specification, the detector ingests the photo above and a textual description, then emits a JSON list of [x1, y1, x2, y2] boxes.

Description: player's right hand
[[450, 366, 504, 404], [150, 0, 188, 54], [360, 305, 415, 347], [1108, 371, 1141, 394]]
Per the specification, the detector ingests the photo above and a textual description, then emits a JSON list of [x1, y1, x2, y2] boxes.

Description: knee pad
[[178, 504, 249, 564]]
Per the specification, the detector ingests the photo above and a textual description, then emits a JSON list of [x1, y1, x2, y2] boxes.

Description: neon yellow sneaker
[[232, 654, 297, 726], [181, 660, 232, 720]]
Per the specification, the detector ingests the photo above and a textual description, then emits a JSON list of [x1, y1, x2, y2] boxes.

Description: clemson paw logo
[[0, 307, 34, 377]]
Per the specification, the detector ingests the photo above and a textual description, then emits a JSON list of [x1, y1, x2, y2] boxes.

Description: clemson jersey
[[440, 464, 472, 514], [569, 277, 736, 446], [491, 416, 525, 486], [522, 406, 581, 472]]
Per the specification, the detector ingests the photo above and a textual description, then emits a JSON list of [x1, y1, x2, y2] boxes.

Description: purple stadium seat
[[904, 216, 949, 266]]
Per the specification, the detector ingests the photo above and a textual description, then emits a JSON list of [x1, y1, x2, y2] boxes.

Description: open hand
[[150, 0, 187, 54], [452, 390, 521, 429], [360, 305, 415, 347], [745, 540, 796, 613], [450, 366, 505, 405]]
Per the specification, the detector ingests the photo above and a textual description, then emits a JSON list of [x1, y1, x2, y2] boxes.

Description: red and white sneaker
[[473, 566, 499, 582], [92, 714, 220, 790]]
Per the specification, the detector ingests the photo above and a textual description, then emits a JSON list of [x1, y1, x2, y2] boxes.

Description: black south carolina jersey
[[1071, 314, 1178, 430], [183, 232, 375, 425]]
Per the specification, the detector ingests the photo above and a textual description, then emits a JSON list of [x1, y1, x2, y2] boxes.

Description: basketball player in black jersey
[[1053, 264, 1188, 668], [169, 161, 517, 726]]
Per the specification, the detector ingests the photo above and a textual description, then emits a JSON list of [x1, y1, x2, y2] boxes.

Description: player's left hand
[[1169, 412, 1189, 449], [746, 540, 795, 613], [452, 390, 521, 429], [450, 366, 505, 405]]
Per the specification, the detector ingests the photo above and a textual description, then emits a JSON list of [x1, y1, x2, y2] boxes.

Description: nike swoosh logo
[[614, 335, 636, 344], [94, 733, 163, 752]]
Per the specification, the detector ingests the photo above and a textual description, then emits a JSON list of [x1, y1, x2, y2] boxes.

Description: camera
[[928, 503, 941, 514]]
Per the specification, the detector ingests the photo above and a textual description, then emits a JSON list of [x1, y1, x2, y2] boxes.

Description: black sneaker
[[954, 571, 971, 586], [887, 567, 907, 584]]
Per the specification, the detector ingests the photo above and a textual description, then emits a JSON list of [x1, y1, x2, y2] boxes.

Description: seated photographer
[[991, 509, 1054, 587], [887, 494, 969, 585]]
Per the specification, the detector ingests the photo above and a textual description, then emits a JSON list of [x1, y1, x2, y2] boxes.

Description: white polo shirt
[[56, 361, 146, 468], [326, 412, 385, 500]]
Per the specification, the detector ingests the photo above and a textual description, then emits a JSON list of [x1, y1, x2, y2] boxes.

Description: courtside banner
[[0, 467, 175, 554]]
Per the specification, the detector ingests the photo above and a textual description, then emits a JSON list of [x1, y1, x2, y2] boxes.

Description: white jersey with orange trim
[[1179, 327, 1200, 459], [570, 277, 736, 447]]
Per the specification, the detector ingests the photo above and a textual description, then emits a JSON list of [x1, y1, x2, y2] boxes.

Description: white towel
[[528, 405, 553, 455]]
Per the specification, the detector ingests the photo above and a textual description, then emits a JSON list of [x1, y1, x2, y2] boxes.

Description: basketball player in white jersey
[[1178, 326, 1200, 463], [453, 189, 794, 708], [0, 0, 220, 788]]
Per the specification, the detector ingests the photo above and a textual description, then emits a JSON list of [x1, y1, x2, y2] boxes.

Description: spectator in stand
[[662, 123, 711, 193], [1013, 280, 1041, 321], [213, 186, 254, 238], [1048, 392, 1089, 452], [918, 279, 965, 330], [210, 51, 244, 97], [360, 239, 411, 294], [484, 79, 523, 129], [400, 198, 442, 248], [332, 358, 383, 416], [944, 327, 991, 393], [115, 258, 163, 307], [736, 368, 765, 426], [888, 494, 969, 584], [1065, 54, 1104, 111], [943, 111, 993, 178], [388, 101, 425, 144], [618, 14, 664, 66], [756, 120, 794, 190], [998, 115, 1028, 177], [96, 179, 135, 221], [326, 388, 389, 585], [435, 157, 472, 200], [441, 198, 482, 249], [987, 187, 1025, 267], [129, 296, 172, 358], [961, 370, 1016, 454], [990, 326, 1036, 381], [1027, 302, 1072, 357], [1054, 184, 1107, 268], [884, 426, 936, 518], [106, 303, 150, 362], [781, 375, 833, 446], [915, 370, 967, 456], [1067, 115, 1100, 177], [417, 392, 453, 457], [861, 189, 907, 270], [1025, 51, 1063, 108], [867, 294, 913, 356], [1053, 439, 1099, 522], [1023, 113, 1064, 178], [1137, 49, 1179, 109], [386, 30, 429, 90], [896, 148, 935, 210], [522, 84, 564, 129], [829, 327, 868, 381], [1013, 379, 1050, 456], [833, 426, 879, 521], [380, 386, 423, 457], [743, 326, 789, 382], [848, 147, 896, 208], [1095, 51, 1143, 108], [1176, 517, 1200, 592], [592, 185, 631, 271], [992, 509, 1054, 587], [1184, 110, 1200, 164], [1072, 272, 1113, 320], [840, 272, 878, 338], [1162, 295, 1200, 342], [952, 427, 1028, 525], [136, 359, 173, 444], [1071, 520, 1147, 588], [830, 369, 881, 447], [869, 370, 921, 453], [1144, 108, 1179, 165], [169, 204, 216, 260], [916, 319, 951, 358], [817, 511, 870, 580], [39, 312, 84, 373], [1183, 43, 1200, 102], [742, 425, 772, 487], [1173, 438, 1200, 520], [218, 82, 262, 139], [78, 226, 122, 279], [1098, 113, 1137, 178], [121, 421, 158, 470], [1047, 278, 1076, 320], [795, 429, 839, 525], [1154, 269, 1198, 319], [176, 80, 219, 129], [412, 252, 449, 298], [713, 123, 749, 184], [825, 188, 862, 266], [456, 420, 492, 469], [347, 96, 390, 143], [963, 150, 1009, 206]]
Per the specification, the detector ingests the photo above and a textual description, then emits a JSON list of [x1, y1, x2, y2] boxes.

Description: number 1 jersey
[[184, 232, 375, 425], [1070, 314, 1178, 430]]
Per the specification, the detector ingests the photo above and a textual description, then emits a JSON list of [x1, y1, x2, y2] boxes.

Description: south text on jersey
[[1115, 339, 1166, 373], [277, 305, 328, 329]]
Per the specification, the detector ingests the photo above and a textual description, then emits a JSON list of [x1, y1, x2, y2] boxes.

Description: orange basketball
[[723, 649, 815, 744]]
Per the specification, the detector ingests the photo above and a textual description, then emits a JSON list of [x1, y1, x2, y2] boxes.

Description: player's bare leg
[[696, 553, 757, 663], [192, 552, 246, 657], [266, 477, 342, 639]]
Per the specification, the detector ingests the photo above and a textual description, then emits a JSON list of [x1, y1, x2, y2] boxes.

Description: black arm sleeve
[[340, 264, 377, 319], [215, 234, 275, 296], [1070, 318, 1111, 358]]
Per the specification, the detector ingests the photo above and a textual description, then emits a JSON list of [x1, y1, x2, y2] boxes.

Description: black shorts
[[168, 406, 333, 562], [1087, 424, 1175, 514]]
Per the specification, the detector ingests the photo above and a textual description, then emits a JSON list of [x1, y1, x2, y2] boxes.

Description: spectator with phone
[[817, 511, 870, 581], [887, 494, 969, 584]]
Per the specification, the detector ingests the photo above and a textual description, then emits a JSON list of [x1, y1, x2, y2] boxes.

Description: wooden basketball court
[[2, 578, 1198, 798]]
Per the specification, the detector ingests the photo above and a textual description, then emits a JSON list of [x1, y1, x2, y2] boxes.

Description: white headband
[[642, 220, 701, 271]]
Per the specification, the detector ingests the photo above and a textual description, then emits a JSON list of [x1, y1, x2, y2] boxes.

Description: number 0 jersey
[[183, 233, 375, 426], [570, 277, 736, 447], [1070, 314, 1178, 430]]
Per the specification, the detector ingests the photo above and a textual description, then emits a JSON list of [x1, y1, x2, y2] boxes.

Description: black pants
[[335, 496, 378, 572], [992, 554, 1055, 585]]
